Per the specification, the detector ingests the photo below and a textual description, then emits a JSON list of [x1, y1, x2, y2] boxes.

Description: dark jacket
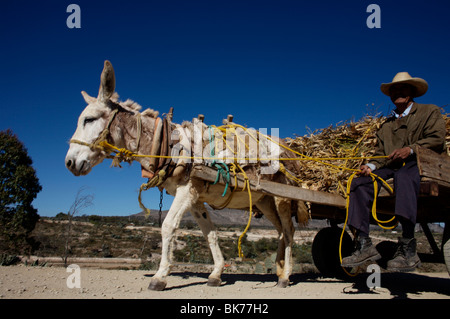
[[369, 102, 446, 169]]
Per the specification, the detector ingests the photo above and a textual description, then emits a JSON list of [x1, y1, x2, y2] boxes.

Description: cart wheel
[[312, 226, 353, 279], [443, 222, 450, 276]]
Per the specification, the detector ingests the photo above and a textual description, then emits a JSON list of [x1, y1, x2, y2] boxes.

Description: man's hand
[[389, 147, 412, 161], [359, 164, 372, 176]]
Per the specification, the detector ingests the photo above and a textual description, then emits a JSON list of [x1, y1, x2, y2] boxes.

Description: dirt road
[[0, 264, 449, 299]]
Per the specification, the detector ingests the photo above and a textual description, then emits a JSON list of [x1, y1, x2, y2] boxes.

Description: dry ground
[[2, 218, 448, 300], [0, 264, 449, 299]]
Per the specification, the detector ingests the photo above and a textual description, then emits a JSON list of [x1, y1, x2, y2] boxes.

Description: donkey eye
[[83, 117, 97, 126]]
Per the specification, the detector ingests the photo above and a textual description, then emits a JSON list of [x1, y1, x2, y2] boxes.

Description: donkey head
[[65, 60, 118, 176]]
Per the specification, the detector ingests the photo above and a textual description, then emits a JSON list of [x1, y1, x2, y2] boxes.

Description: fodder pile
[[285, 112, 450, 197]]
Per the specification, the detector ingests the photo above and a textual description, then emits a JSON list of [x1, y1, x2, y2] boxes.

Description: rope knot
[[107, 146, 136, 168], [138, 169, 167, 218]]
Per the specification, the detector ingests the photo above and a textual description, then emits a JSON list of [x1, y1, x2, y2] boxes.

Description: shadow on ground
[[151, 271, 450, 298]]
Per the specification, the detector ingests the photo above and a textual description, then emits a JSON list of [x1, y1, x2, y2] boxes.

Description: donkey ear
[[81, 91, 97, 105], [98, 60, 116, 102]]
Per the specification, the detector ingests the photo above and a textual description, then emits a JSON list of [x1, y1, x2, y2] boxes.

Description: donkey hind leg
[[191, 202, 225, 287], [255, 196, 289, 287], [256, 196, 295, 288], [274, 197, 296, 288], [148, 183, 194, 291]]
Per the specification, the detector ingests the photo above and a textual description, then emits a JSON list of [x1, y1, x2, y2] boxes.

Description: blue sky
[[1, 0, 449, 217]]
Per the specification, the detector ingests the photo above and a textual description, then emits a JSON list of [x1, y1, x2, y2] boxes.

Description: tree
[[0, 129, 42, 254], [63, 187, 94, 265]]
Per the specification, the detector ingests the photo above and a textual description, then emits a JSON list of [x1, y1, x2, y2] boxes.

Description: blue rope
[[208, 126, 230, 197], [212, 162, 230, 197]]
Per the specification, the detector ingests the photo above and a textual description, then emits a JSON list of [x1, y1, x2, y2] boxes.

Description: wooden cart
[[190, 146, 450, 277]]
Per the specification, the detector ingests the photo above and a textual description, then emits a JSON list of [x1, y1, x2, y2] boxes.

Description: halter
[[69, 107, 147, 164]]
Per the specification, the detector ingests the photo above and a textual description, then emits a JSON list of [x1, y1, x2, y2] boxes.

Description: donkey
[[66, 60, 309, 290]]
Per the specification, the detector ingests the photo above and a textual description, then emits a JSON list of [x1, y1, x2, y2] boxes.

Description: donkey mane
[[109, 92, 159, 118]]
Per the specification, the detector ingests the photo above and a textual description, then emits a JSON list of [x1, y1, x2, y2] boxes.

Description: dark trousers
[[347, 160, 421, 236]]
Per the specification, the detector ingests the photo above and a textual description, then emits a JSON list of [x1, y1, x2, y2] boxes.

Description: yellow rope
[[340, 172, 359, 277], [370, 174, 397, 229], [279, 162, 303, 184], [75, 139, 387, 163], [138, 170, 167, 217], [235, 163, 253, 258]]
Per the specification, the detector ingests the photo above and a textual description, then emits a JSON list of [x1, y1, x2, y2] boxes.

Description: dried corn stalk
[[284, 112, 450, 196]]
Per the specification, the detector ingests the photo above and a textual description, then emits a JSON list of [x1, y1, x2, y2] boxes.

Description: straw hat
[[380, 72, 428, 97]]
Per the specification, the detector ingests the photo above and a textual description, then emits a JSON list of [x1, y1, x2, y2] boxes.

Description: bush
[[0, 254, 20, 266], [293, 242, 313, 264]]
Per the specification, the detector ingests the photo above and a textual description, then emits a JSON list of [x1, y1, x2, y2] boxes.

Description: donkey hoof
[[276, 279, 289, 288], [148, 278, 167, 291], [207, 277, 222, 287]]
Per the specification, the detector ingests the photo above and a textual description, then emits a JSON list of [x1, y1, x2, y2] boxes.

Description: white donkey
[[66, 61, 309, 290]]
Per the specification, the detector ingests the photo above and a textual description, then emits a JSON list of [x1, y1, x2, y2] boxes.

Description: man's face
[[389, 84, 414, 106]]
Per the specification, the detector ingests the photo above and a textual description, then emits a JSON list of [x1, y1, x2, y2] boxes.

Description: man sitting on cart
[[341, 72, 447, 272]]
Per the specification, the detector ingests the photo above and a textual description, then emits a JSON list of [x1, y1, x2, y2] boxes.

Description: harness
[[139, 110, 178, 188]]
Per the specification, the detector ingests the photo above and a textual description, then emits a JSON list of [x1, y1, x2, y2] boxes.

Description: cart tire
[[443, 222, 450, 276], [312, 226, 353, 279]]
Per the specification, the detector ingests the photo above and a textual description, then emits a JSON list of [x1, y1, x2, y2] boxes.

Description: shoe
[[387, 237, 421, 272], [341, 236, 381, 268]]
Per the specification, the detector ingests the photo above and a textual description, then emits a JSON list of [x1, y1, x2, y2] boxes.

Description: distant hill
[[130, 206, 330, 229], [131, 207, 273, 227], [130, 206, 444, 233]]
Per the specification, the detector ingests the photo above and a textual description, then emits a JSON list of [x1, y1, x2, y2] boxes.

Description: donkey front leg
[[148, 184, 194, 291], [191, 202, 225, 287]]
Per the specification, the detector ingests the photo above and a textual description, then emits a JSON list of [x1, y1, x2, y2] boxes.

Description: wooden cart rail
[[190, 165, 347, 208]]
